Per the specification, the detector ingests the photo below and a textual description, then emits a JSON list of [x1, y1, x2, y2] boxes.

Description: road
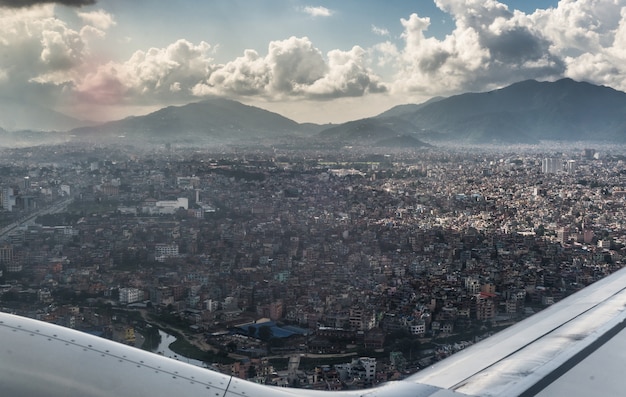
[[0, 197, 73, 239]]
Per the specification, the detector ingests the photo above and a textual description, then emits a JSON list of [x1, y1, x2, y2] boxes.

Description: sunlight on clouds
[[3, 0, 626, 123], [205, 49, 270, 95], [79, 35, 385, 104], [304, 45, 387, 98], [77, 39, 215, 104], [383, 0, 568, 96], [267, 36, 327, 94], [209, 37, 385, 99], [0, 4, 87, 89]]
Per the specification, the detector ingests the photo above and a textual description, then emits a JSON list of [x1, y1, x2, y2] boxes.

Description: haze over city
[[1, 0, 625, 124]]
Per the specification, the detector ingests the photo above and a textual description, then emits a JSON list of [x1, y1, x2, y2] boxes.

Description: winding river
[[152, 329, 206, 368]]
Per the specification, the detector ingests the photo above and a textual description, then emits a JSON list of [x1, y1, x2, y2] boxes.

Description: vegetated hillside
[[318, 118, 429, 148], [389, 78, 626, 143], [376, 96, 445, 119], [70, 97, 307, 144], [11, 78, 626, 148]]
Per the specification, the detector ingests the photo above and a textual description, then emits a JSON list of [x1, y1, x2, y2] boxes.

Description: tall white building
[[541, 158, 560, 174], [565, 160, 576, 174], [1, 187, 15, 212]]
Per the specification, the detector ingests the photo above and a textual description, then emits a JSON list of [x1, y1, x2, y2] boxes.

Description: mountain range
[[68, 97, 316, 145], [3, 78, 626, 147], [0, 98, 90, 132], [382, 78, 626, 144]]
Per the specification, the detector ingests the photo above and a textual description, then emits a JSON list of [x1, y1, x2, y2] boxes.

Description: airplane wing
[[2, 266, 626, 396]]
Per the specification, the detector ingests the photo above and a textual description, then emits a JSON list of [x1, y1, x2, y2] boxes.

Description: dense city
[[1, 143, 625, 390]]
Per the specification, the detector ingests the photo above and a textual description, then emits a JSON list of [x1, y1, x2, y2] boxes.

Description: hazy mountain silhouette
[[6, 78, 626, 147], [0, 99, 91, 132], [317, 117, 430, 147], [376, 96, 445, 119], [381, 78, 626, 143], [70, 97, 304, 144]]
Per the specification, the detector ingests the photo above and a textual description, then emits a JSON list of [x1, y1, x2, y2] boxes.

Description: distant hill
[[0, 99, 90, 132], [376, 96, 445, 119], [385, 78, 626, 143], [319, 118, 398, 141], [70, 97, 306, 144], [317, 118, 430, 148], [5, 78, 626, 148]]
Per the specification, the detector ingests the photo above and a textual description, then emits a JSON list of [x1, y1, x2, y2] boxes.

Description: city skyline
[[1, 0, 624, 124]]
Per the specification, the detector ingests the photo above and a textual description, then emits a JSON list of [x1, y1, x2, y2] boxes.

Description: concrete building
[[119, 287, 144, 304], [155, 244, 179, 262], [1, 187, 15, 212], [541, 157, 560, 174], [156, 198, 189, 212]]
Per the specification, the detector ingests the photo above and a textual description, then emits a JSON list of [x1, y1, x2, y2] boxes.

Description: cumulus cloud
[[0, 0, 96, 7], [302, 6, 333, 17], [77, 39, 215, 104], [78, 36, 386, 104], [304, 46, 387, 98], [0, 4, 382, 110], [0, 4, 87, 96], [381, 0, 568, 96], [202, 49, 270, 96], [530, 0, 622, 56], [266, 36, 327, 94], [5, 0, 626, 121], [525, 0, 626, 91]]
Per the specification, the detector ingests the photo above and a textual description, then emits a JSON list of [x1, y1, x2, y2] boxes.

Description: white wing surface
[[3, 266, 626, 396]]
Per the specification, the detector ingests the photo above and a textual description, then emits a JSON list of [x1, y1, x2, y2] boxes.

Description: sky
[[1, 0, 625, 124]]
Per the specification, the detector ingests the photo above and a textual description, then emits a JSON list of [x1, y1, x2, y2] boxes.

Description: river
[[152, 329, 206, 368]]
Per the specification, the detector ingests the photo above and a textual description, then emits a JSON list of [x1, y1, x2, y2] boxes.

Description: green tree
[[535, 224, 546, 237]]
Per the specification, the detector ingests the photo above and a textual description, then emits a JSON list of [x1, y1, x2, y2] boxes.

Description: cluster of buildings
[[1, 143, 626, 387]]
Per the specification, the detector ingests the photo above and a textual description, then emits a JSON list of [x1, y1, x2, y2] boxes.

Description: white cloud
[[0, 4, 88, 95], [302, 6, 333, 17], [203, 49, 270, 95], [207, 36, 386, 98], [266, 36, 328, 94], [4, 0, 626, 124], [39, 25, 84, 70], [530, 0, 622, 55], [527, 0, 626, 91], [77, 9, 115, 30], [381, 0, 568, 96], [77, 39, 215, 104], [304, 46, 387, 98], [78, 35, 386, 104], [371, 25, 390, 37]]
